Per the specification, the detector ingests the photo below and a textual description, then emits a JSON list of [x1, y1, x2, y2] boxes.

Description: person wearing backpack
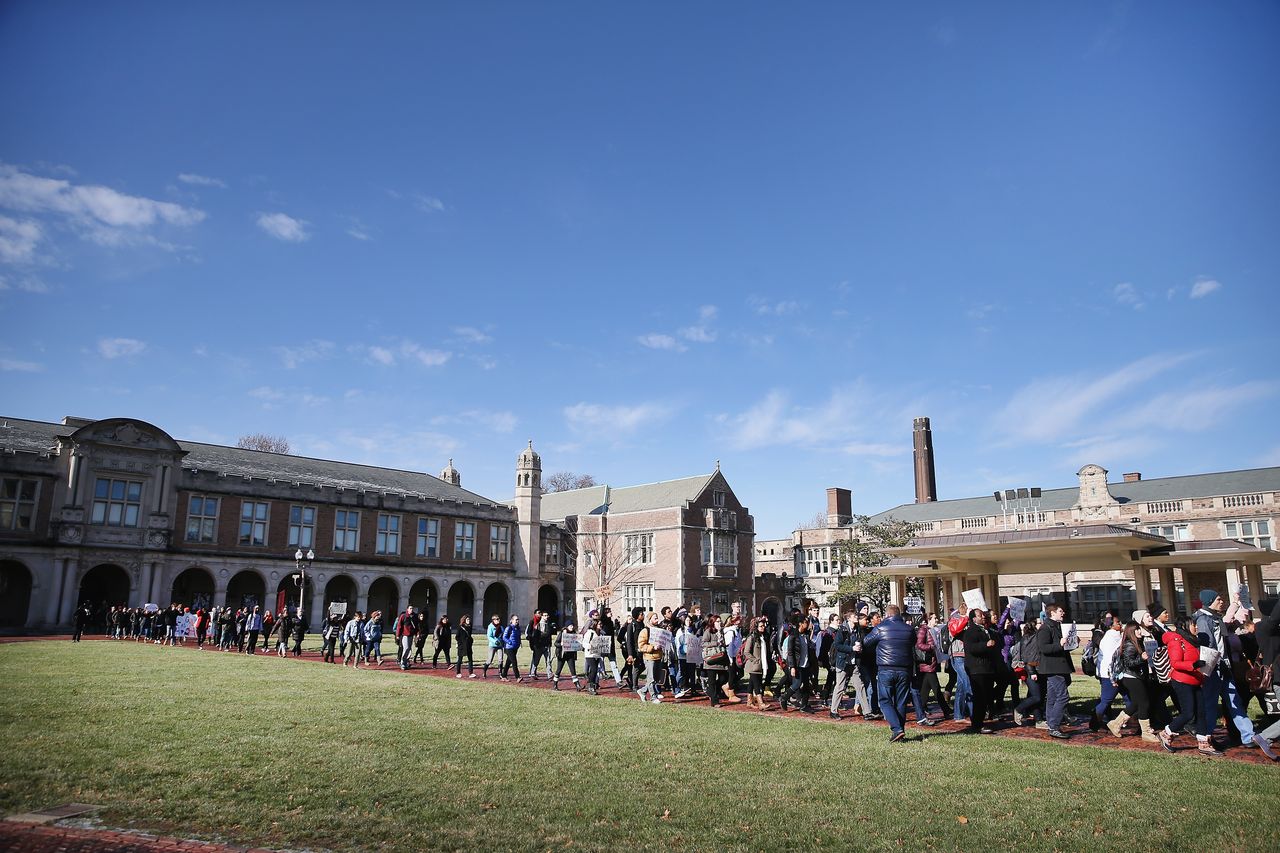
[[1092, 616, 1125, 732], [482, 614, 504, 677], [946, 609, 971, 723], [1035, 602, 1073, 739], [500, 615, 522, 681], [394, 605, 418, 670], [913, 613, 948, 723], [1012, 622, 1042, 726]]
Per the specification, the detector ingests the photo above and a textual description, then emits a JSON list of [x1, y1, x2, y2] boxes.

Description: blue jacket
[[860, 615, 914, 669], [502, 624, 522, 650], [487, 623, 503, 649]]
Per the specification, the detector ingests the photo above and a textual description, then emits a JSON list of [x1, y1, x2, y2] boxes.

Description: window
[[455, 521, 476, 560], [92, 477, 142, 527], [701, 531, 737, 564], [1147, 524, 1190, 541], [624, 583, 654, 613], [416, 517, 439, 558], [545, 540, 560, 561], [185, 495, 219, 542], [1223, 519, 1272, 549], [712, 591, 729, 613], [334, 509, 360, 552], [237, 501, 269, 546], [713, 490, 726, 507], [376, 513, 401, 555], [489, 524, 511, 562], [0, 477, 39, 531], [288, 505, 316, 549], [624, 532, 654, 565]]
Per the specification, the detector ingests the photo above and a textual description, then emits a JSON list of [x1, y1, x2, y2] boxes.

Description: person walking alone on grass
[[861, 604, 915, 742], [1035, 602, 1073, 739], [500, 615, 522, 680], [454, 615, 476, 678], [483, 614, 503, 678], [432, 616, 453, 669], [394, 605, 418, 670]]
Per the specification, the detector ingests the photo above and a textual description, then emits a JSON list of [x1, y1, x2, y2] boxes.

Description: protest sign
[[903, 596, 924, 615], [962, 588, 988, 612], [329, 601, 348, 618], [649, 627, 673, 652], [685, 634, 703, 665], [1007, 597, 1027, 623], [559, 632, 583, 653]]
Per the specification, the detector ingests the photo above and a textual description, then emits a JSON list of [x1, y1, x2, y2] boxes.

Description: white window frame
[[238, 500, 270, 546], [1222, 518, 1272, 550], [288, 504, 316, 549], [416, 517, 440, 558], [1146, 523, 1190, 541], [92, 477, 142, 528], [489, 524, 511, 562], [624, 532, 654, 566], [376, 512, 402, 555], [455, 521, 476, 560], [623, 582, 654, 613], [185, 494, 219, 543], [0, 477, 39, 531], [334, 509, 360, 552]]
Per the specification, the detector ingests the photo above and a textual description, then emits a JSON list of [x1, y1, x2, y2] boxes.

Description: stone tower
[[513, 441, 542, 616], [439, 458, 460, 487], [1072, 464, 1120, 521]]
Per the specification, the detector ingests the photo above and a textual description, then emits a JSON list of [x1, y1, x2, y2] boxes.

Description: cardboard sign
[[685, 634, 703, 664], [649, 627, 673, 652], [1237, 583, 1253, 611], [1007, 597, 1027, 624], [962, 588, 988, 613], [328, 602, 348, 618], [1062, 623, 1080, 651], [144, 603, 159, 613], [559, 632, 583, 653], [903, 596, 925, 615]]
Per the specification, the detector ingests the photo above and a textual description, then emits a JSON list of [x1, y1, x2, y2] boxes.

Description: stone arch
[[367, 576, 399, 631], [409, 578, 438, 625], [275, 573, 314, 619], [537, 583, 560, 621], [761, 597, 781, 625], [0, 560, 33, 627], [447, 580, 475, 625], [172, 566, 216, 610], [483, 582, 511, 624], [79, 563, 130, 609], [324, 574, 358, 615], [226, 569, 267, 610]]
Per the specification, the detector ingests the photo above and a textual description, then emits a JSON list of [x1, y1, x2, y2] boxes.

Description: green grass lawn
[[1, 641, 1276, 853]]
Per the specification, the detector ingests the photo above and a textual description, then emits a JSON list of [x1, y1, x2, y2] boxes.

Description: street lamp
[[293, 548, 314, 620]]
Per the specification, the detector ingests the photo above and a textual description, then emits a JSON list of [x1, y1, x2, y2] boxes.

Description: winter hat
[[1199, 589, 1218, 608], [1131, 610, 1149, 625], [1148, 602, 1168, 620]]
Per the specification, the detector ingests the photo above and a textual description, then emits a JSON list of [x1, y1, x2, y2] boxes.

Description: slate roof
[[0, 416, 505, 508], [540, 474, 715, 522], [867, 467, 1280, 525]]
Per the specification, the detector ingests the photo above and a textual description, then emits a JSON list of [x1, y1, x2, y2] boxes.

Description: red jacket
[[1162, 630, 1204, 686]]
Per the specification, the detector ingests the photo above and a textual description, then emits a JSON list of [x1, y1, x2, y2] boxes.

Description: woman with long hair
[[701, 612, 734, 708], [432, 616, 453, 668], [1161, 614, 1217, 755], [1108, 621, 1159, 743], [582, 617, 605, 694], [454, 614, 475, 678], [552, 621, 583, 691], [742, 616, 771, 710]]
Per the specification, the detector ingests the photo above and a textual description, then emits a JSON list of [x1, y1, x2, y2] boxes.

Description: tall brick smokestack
[[913, 417, 937, 504]]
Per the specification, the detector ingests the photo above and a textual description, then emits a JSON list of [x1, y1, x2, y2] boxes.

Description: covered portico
[[877, 524, 1278, 617]]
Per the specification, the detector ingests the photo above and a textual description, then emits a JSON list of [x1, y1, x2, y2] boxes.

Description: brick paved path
[[0, 822, 282, 853]]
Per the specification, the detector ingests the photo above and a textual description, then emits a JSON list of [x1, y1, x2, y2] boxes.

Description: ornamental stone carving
[[58, 525, 84, 544]]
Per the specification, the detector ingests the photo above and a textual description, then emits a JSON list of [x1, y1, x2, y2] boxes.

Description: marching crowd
[[84, 585, 1280, 759]]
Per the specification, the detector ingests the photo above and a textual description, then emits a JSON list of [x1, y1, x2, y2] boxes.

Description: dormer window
[[713, 490, 726, 507]]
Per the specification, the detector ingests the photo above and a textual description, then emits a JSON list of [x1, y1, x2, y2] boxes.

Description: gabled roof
[[540, 473, 715, 522], [0, 416, 505, 508], [867, 466, 1280, 525]]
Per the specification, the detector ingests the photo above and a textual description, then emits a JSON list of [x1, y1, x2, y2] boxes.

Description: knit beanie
[[1199, 589, 1218, 608], [1131, 610, 1149, 625], [1148, 602, 1168, 620]]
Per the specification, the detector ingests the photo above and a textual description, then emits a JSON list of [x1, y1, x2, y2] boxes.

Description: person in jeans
[[342, 612, 365, 667], [482, 614, 504, 677], [245, 606, 263, 655], [912, 613, 948, 724], [394, 605, 418, 670], [829, 612, 869, 718], [1194, 589, 1277, 759], [860, 604, 915, 742], [500, 615, 522, 680], [582, 618, 605, 695], [364, 611, 383, 666], [1035, 602, 1073, 739], [946, 610, 971, 722], [1092, 616, 1125, 731]]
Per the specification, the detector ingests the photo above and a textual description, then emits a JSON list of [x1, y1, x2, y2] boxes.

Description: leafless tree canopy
[[236, 433, 291, 454], [546, 471, 597, 492], [796, 510, 829, 530]]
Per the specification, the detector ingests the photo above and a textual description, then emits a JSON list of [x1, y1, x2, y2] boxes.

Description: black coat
[[455, 624, 473, 653], [961, 623, 1001, 676], [1035, 618, 1073, 675]]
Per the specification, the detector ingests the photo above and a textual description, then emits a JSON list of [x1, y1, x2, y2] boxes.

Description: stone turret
[[512, 441, 543, 617], [439, 458, 460, 487]]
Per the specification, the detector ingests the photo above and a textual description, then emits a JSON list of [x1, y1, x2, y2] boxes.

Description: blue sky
[[2, 3, 1278, 538]]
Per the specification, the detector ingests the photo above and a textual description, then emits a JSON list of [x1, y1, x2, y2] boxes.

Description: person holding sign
[[582, 618, 606, 694], [552, 622, 584, 691], [636, 611, 665, 703]]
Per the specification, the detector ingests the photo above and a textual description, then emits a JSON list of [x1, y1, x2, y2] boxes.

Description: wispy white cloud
[[719, 386, 890, 452], [275, 340, 334, 369], [637, 333, 686, 352], [0, 358, 43, 372], [97, 337, 147, 359], [564, 401, 676, 435], [367, 346, 396, 366], [842, 441, 906, 457], [454, 326, 492, 344], [256, 212, 309, 242], [0, 215, 42, 263], [0, 163, 205, 230], [431, 409, 518, 434], [400, 341, 451, 367], [413, 193, 445, 213], [1111, 381, 1277, 433], [1190, 277, 1221, 299], [356, 341, 452, 368], [296, 427, 459, 470], [749, 296, 800, 316], [177, 173, 226, 189], [0, 273, 50, 293], [248, 386, 328, 407], [345, 220, 372, 241], [1113, 282, 1143, 309]]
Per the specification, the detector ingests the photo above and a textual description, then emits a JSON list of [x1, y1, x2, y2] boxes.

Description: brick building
[[0, 415, 573, 631], [540, 466, 756, 621]]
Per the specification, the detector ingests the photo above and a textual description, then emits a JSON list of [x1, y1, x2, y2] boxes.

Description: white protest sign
[[685, 634, 703, 665], [903, 596, 925, 615], [650, 627, 673, 652], [329, 601, 348, 618], [559, 632, 583, 653], [1007, 597, 1027, 624], [144, 603, 159, 613], [962, 588, 988, 612], [1062, 622, 1080, 651]]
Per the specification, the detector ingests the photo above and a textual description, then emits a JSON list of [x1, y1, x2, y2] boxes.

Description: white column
[[947, 575, 963, 615], [984, 575, 1000, 611], [1132, 565, 1153, 611], [924, 577, 940, 615], [1245, 564, 1265, 602], [58, 558, 80, 625], [1224, 562, 1243, 596], [1156, 566, 1177, 611], [888, 576, 904, 607], [309, 584, 325, 623], [45, 557, 67, 625]]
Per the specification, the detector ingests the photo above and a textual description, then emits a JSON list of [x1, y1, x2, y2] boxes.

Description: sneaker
[[918, 718, 938, 727], [865, 713, 883, 721], [1158, 729, 1175, 753], [1048, 729, 1070, 739], [455, 673, 463, 679], [651, 696, 662, 704], [1198, 743, 1225, 757], [1034, 721, 1050, 730], [636, 690, 647, 701], [979, 727, 995, 735], [1012, 711, 1024, 726], [889, 731, 906, 743], [469, 673, 477, 679], [829, 711, 841, 719], [673, 689, 687, 700], [1253, 738, 1279, 761]]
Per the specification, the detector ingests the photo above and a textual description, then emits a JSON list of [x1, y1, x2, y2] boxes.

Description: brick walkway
[[0, 822, 281, 853], [4, 635, 1278, 766]]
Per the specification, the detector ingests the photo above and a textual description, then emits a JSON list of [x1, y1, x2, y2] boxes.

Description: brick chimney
[[1123, 472, 1142, 483], [826, 487, 852, 527], [912, 417, 938, 504]]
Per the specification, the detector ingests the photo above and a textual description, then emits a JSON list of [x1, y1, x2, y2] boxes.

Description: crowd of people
[[82, 585, 1280, 759]]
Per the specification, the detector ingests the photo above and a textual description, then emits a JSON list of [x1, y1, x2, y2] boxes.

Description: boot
[[757, 694, 772, 712], [723, 684, 742, 704], [1158, 726, 1176, 752], [1106, 711, 1130, 738], [1138, 719, 1160, 744], [1089, 712, 1103, 732]]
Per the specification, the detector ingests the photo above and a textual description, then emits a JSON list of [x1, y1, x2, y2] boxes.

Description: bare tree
[[236, 433, 291, 454], [796, 510, 828, 530], [546, 471, 597, 492], [576, 525, 650, 615]]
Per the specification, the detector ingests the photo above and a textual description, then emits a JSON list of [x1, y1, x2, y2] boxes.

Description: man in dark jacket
[[961, 610, 1002, 733], [1035, 603, 1073, 739], [861, 605, 915, 742], [621, 607, 646, 691]]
